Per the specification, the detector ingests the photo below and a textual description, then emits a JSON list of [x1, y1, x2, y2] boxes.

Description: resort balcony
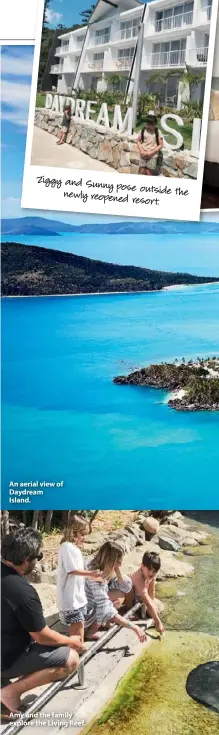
[[188, 45, 208, 65], [89, 34, 111, 48], [115, 57, 134, 69], [206, 4, 212, 19], [150, 49, 186, 68], [115, 27, 139, 42], [55, 44, 70, 56], [154, 11, 193, 33], [88, 59, 104, 70], [50, 64, 61, 73]]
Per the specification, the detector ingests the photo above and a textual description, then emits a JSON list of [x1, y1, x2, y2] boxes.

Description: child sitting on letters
[[57, 105, 71, 145]]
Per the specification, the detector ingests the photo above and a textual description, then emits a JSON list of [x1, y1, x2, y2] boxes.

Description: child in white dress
[[57, 515, 103, 644]]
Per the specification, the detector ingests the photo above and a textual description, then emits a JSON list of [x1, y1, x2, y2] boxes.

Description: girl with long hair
[[84, 541, 145, 644]]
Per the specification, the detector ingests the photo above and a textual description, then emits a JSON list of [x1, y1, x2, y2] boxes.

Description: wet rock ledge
[[113, 358, 219, 411]]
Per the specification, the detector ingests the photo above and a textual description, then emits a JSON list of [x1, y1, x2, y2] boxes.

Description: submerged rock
[[186, 660, 219, 713]]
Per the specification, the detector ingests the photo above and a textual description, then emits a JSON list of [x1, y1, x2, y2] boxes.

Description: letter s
[[161, 114, 184, 151]]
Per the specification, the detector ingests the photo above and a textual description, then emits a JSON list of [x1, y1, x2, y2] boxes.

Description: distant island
[[114, 359, 219, 411], [2, 216, 219, 236], [2, 242, 219, 297]]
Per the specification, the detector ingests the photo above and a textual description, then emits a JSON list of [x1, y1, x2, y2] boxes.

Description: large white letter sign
[[45, 93, 53, 109], [112, 105, 133, 135], [161, 114, 184, 150]]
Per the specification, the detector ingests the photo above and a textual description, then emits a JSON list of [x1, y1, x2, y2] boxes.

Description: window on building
[[152, 39, 186, 66], [61, 40, 70, 50], [93, 52, 104, 61], [155, 3, 194, 31], [95, 27, 110, 45], [120, 18, 139, 40], [118, 46, 135, 59]]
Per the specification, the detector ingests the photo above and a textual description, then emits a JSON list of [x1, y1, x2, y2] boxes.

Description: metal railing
[[151, 49, 186, 67], [3, 602, 142, 735], [116, 57, 134, 69], [56, 44, 70, 55], [116, 27, 139, 41], [50, 64, 61, 74], [88, 59, 104, 70], [155, 11, 193, 32], [92, 34, 110, 46], [189, 45, 209, 64]]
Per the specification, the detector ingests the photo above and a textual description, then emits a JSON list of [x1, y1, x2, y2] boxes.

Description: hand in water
[[156, 621, 165, 635], [133, 625, 146, 643]]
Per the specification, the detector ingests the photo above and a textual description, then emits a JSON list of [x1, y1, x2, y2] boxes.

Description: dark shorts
[[2, 642, 70, 683]]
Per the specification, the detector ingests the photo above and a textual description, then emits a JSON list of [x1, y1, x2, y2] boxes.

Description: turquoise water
[[2, 282, 219, 508]]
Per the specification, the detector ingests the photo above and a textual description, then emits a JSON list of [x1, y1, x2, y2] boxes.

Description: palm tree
[[2, 511, 10, 536]]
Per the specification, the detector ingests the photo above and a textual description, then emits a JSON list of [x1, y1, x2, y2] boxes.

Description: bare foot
[[85, 632, 102, 641], [0, 685, 22, 713]]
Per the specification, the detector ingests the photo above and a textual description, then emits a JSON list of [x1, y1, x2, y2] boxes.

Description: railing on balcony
[[116, 57, 133, 69], [50, 64, 61, 73], [189, 45, 208, 64], [206, 4, 212, 19], [56, 44, 70, 55], [93, 34, 110, 46], [151, 49, 186, 67], [88, 60, 104, 70], [155, 11, 193, 32], [116, 27, 139, 41]]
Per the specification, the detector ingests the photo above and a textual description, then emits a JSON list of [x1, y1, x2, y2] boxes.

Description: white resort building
[[50, 0, 211, 108]]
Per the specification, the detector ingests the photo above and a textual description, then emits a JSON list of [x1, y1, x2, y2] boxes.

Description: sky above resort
[[46, 0, 146, 28], [1, 44, 219, 228]]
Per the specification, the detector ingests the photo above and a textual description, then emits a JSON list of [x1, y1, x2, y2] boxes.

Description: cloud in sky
[[1, 54, 33, 77], [1, 53, 32, 128], [46, 8, 63, 24]]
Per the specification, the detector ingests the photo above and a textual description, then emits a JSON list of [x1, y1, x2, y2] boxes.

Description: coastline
[[2, 281, 219, 299]]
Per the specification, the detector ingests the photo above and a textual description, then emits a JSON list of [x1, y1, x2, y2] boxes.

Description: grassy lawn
[[36, 93, 192, 149], [136, 117, 192, 149], [36, 93, 47, 107]]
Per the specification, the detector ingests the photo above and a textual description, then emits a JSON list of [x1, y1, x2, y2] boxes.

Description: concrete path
[[0, 620, 156, 735], [31, 127, 112, 171]]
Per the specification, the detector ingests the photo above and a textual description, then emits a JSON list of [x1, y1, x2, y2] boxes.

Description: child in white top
[[57, 515, 104, 644]]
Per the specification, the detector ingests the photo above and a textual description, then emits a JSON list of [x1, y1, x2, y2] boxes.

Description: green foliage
[[137, 93, 157, 119], [181, 100, 203, 121], [115, 359, 219, 411], [80, 4, 96, 24]]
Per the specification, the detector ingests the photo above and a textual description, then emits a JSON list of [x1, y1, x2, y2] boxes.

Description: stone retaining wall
[[29, 511, 208, 585], [34, 109, 198, 179]]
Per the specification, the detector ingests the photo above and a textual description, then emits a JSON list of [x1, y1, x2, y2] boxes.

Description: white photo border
[[21, 0, 219, 222]]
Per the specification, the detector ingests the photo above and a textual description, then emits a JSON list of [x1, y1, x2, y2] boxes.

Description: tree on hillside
[[80, 4, 96, 24]]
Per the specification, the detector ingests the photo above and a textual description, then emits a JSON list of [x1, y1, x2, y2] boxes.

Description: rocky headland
[[114, 359, 219, 411]]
